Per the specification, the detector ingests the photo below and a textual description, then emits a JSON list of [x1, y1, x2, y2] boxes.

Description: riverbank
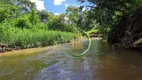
[[0, 37, 103, 55], [0, 47, 48, 57], [0, 27, 73, 53], [0, 43, 67, 56]]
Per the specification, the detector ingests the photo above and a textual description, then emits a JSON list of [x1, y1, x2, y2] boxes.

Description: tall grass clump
[[0, 26, 72, 49]]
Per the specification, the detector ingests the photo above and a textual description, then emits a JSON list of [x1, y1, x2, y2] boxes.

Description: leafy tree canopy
[[77, 0, 142, 37]]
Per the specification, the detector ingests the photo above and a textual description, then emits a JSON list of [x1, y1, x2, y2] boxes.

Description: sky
[[30, 0, 82, 15]]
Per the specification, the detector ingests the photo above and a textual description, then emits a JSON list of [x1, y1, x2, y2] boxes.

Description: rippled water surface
[[0, 39, 142, 80]]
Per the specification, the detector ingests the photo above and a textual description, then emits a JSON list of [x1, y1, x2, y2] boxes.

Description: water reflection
[[0, 40, 142, 80]]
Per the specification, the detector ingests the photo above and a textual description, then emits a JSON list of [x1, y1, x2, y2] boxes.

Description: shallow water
[[0, 40, 142, 80]]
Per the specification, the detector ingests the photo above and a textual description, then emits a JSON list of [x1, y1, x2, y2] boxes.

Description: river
[[0, 39, 142, 80]]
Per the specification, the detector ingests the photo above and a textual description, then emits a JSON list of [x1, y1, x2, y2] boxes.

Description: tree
[[47, 12, 77, 32], [29, 9, 40, 26], [14, 0, 36, 12], [38, 10, 49, 23], [0, 0, 36, 23], [15, 15, 32, 29], [0, 1, 19, 22], [78, 0, 142, 48], [66, 6, 95, 32], [78, 0, 142, 37]]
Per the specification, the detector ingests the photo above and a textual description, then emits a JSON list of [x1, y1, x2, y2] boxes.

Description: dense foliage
[[66, 6, 96, 32], [77, 0, 142, 48], [0, 25, 72, 49], [0, 0, 74, 50], [78, 0, 142, 35], [2, 0, 141, 50]]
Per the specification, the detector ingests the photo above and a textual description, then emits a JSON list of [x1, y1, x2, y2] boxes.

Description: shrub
[[0, 27, 72, 49], [15, 17, 32, 29]]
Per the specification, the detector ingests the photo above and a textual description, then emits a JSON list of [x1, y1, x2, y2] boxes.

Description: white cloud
[[54, 0, 66, 6], [64, 3, 69, 7], [54, 13, 60, 15], [30, 0, 46, 11]]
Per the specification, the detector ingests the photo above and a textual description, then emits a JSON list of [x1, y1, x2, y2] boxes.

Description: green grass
[[0, 26, 72, 49]]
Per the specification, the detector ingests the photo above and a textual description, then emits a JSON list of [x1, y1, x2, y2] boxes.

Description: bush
[[15, 17, 32, 29], [35, 23, 48, 30], [0, 27, 72, 49]]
